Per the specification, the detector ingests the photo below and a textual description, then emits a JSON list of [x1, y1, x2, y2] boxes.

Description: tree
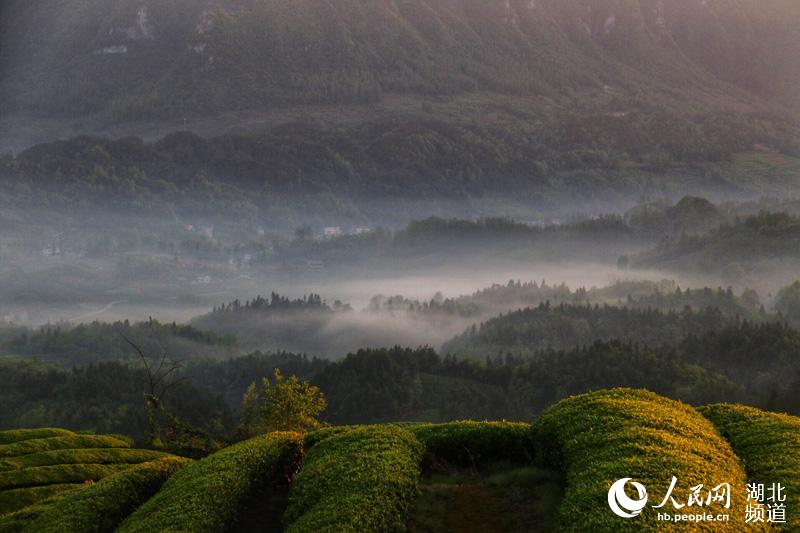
[[238, 382, 260, 439], [741, 288, 762, 310], [294, 226, 313, 242], [122, 335, 185, 447], [237, 368, 326, 438], [776, 281, 800, 326]]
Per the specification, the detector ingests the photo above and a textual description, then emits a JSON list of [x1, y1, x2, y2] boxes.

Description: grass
[[21, 456, 190, 533], [285, 425, 424, 532], [0, 449, 168, 471], [117, 432, 303, 533], [0, 430, 76, 445], [531, 388, 754, 532], [700, 404, 800, 531], [0, 436, 130, 458], [408, 464, 563, 533], [408, 421, 534, 468], [407, 421, 559, 532]]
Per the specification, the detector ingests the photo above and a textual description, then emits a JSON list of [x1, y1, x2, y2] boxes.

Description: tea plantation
[[700, 404, 800, 531], [0, 390, 796, 532]]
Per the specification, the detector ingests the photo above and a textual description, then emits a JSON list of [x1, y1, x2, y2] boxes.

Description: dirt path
[[408, 465, 563, 533], [446, 484, 503, 532]]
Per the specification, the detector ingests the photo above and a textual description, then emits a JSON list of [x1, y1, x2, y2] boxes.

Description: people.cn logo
[[608, 478, 649, 518]]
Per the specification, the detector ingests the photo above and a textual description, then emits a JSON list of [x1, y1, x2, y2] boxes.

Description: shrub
[[0, 464, 132, 491], [0, 436, 129, 458], [301, 426, 350, 448], [408, 421, 534, 467], [0, 501, 67, 533], [700, 404, 800, 531], [0, 484, 81, 515], [0, 430, 76, 445], [117, 432, 303, 533], [0, 487, 83, 532], [0, 449, 168, 471], [0, 430, 176, 520], [21, 457, 191, 533], [531, 388, 751, 532], [1, 509, 45, 533], [284, 426, 423, 532]]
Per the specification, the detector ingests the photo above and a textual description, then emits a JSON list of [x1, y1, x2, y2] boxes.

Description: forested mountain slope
[[3, 0, 799, 118], [2, 0, 799, 217]]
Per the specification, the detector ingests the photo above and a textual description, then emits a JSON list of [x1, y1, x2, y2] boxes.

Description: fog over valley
[[1, 3, 800, 529], [1, 197, 798, 360]]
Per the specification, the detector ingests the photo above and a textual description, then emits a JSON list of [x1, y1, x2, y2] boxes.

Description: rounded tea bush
[[0, 430, 172, 523], [21, 456, 191, 533], [118, 432, 303, 533], [285, 425, 424, 533], [0, 484, 81, 516], [0, 430, 76, 446], [0, 464, 132, 491], [700, 404, 800, 531], [409, 420, 534, 467], [531, 388, 757, 532], [0, 449, 168, 472], [0, 436, 130, 458]]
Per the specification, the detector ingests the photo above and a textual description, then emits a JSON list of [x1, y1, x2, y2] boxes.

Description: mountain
[[3, 0, 800, 119], [1, 0, 800, 218]]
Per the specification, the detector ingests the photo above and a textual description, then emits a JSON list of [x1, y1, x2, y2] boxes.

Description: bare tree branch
[[160, 376, 189, 399], [121, 334, 156, 395], [120, 333, 186, 445]]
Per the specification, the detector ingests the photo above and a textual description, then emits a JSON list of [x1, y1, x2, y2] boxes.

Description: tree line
[[2, 318, 798, 446]]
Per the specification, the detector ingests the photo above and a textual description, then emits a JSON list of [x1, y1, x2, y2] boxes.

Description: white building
[[323, 226, 343, 239]]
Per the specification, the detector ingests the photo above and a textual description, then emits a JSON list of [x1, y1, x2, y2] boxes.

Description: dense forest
[[777, 281, 800, 325], [448, 279, 765, 319], [2, 128, 799, 225], [631, 211, 800, 283], [442, 301, 762, 357], [2, 315, 798, 443], [1, 319, 236, 366], [1, 277, 777, 365]]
